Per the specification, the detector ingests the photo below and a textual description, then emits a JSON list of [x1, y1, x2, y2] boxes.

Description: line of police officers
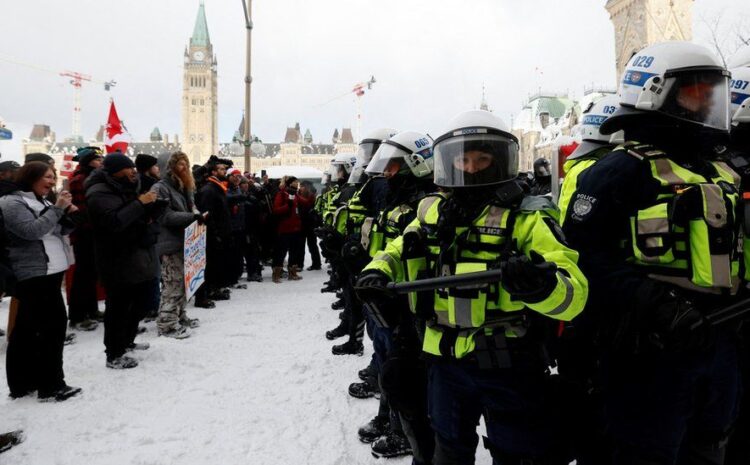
[[313, 40, 750, 465]]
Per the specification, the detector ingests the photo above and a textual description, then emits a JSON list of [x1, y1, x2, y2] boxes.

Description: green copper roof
[[191, 2, 211, 47]]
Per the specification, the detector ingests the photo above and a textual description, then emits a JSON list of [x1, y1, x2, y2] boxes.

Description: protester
[[0, 161, 81, 401], [135, 154, 160, 194], [271, 176, 312, 283], [226, 169, 249, 289], [67, 146, 104, 331], [195, 156, 234, 305], [0, 161, 20, 186], [242, 177, 264, 282], [134, 153, 162, 321], [153, 151, 202, 337], [86, 153, 161, 370], [298, 180, 321, 271], [24, 153, 55, 167]]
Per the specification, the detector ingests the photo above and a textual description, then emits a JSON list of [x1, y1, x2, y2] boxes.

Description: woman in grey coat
[[0, 162, 81, 402], [152, 152, 204, 339]]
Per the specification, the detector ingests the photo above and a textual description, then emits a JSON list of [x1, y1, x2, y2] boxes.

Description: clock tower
[[182, 1, 218, 164]]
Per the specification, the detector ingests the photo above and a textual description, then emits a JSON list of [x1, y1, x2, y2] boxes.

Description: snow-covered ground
[[0, 265, 493, 464]]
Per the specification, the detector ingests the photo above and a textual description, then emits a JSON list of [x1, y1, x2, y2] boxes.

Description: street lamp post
[[241, 0, 253, 174]]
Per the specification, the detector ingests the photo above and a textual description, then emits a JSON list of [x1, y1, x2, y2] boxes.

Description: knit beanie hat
[[74, 146, 103, 167], [135, 154, 158, 172], [25, 152, 54, 165], [103, 152, 136, 174]]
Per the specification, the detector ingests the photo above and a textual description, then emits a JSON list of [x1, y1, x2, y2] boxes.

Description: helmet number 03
[[730, 79, 749, 90], [602, 105, 617, 114], [632, 55, 655, 68]]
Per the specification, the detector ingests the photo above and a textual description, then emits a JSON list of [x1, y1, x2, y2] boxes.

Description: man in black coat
[[135, 154, 160, 194], [195, 156, 234, 305], [86, 153, 161, 370]]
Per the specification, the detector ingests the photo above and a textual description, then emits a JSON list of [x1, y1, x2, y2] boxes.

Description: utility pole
[[241, 0, 253, 174]]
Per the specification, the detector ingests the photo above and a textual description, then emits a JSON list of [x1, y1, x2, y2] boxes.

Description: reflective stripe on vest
[[628, 149, 742, 293]]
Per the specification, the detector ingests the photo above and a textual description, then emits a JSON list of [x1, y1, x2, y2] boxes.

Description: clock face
[[193, 51, 205, 62]]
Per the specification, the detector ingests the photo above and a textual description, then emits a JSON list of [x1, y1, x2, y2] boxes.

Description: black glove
[[355, 270, 396, 328], [500, 251, 558, 303], [194, 213, 207, 225], [645, 290, 713, 353]]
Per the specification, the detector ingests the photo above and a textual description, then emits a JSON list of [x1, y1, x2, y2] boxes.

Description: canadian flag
[[60, 154, 76, 179], [104, 99, 132, 154]]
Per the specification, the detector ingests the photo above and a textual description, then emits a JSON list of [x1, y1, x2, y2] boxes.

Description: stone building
[[512, 0, 694, 171], [606, 0, 693, 79], [221, 121, 357, 174], [181, 2, 219, 165]]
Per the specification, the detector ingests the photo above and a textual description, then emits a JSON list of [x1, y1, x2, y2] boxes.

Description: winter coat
[[273, 187, 313, 234], [152, 175, 198, 257], [85, 169, 159, 287], [138, 173, 158, 195], [0, 191, 73, 282], [227, 186, 248, 233], [68, 165, 96, 242], [196, 177, 232, 249]]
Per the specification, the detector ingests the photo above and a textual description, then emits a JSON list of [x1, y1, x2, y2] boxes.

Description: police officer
[[357, 110, 588, 464], [354, 131, 437, 461], [318, 153, 357, 296], [564, 42, 743, 464], [530, 157, 552, 196], [330, 129, 397, 355], [558, 94, 623, 224], [723, 63, 750, 465], [554, 94, 624, 464]]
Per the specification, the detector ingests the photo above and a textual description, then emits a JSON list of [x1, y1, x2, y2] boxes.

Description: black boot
[[371, 431, 413, 458], [331, 299, 345, 310], [194, 298, 216, 309], [348, 380, 379, 399], [358, 362, 376, 381], [321, 282, 338, 293], [325, 322, 348, 340], [358, 416, 390, 444], [332, 340, 364, 356], [0, 430, 25, 453]]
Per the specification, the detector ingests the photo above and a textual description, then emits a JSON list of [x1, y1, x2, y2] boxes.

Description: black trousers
[[68, 236, 99, 323], [7, 272, 67, 396], [303, 226, 321, 268], [272, 232, 305, 268], [232, 231, 248, 282], [245, 234, 262, 275], [104, 281, 151, 359]]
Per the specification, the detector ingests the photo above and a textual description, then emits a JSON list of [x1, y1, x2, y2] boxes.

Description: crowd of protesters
[[0, 148, 321, 413]]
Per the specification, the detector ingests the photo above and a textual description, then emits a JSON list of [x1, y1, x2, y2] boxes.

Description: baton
[[690, 295, 750, 330], [383, 268, 504, 295]]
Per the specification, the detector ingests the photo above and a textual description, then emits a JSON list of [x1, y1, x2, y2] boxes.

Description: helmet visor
[[366, 143, 410, 177], [347, 153, 370, 184], [357, 141, 381, 163], [433, 133, 519, 187], [660, 71, 731, 131]]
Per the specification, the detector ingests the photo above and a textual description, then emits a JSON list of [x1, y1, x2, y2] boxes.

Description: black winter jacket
[[196, 178, 232, 249], [85, 169, 159, 287]]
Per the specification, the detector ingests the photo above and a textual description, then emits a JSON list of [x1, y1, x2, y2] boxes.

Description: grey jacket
[[0, 192, 73, 282], [152, 175, 197, 256]]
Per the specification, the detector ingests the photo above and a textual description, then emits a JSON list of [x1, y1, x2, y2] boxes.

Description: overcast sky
[[1, 0, 748, 159]]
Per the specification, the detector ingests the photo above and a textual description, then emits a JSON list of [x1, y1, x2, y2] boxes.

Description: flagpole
[[241, 0, 253, 174]]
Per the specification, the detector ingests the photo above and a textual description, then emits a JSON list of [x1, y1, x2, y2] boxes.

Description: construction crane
[[59, 71, 117, 141], [59, 71, 91, 141], [0, 56, 115, 140], [314, 75, 376, 142], [352, 76, 376, 142]]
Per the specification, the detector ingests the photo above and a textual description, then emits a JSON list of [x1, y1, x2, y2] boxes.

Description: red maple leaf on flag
[[104, 99, 132, 154]]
